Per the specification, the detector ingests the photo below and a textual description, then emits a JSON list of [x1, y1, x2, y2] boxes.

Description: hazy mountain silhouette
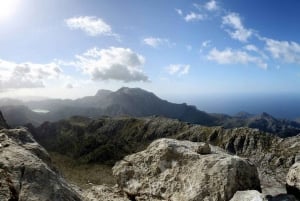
[[1, 87, 300, 137], [2, 87, 216, 126]]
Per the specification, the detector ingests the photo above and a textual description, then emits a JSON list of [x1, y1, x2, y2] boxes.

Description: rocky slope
[[28, 116, 300, 196], [0, 124, 82, 200], [0, 110, 299, 200]]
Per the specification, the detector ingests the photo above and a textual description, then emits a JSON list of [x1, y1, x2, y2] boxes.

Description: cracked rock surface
[[0, 127, 81, 201], [112, 138, 261, 201]]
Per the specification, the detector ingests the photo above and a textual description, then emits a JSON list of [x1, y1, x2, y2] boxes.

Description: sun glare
[[0, 0, 20, 21]]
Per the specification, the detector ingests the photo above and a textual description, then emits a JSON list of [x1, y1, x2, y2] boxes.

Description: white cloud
[[244, 44, 268, 59], [0, 59, 62, 89], [200, 40, 211, 53], [175, 8, 183, 16], [222, 12, 252, 42], [74, 47, 149, 82], [202, 40, 211, 48], [205, 0, 218, 11], [143, 37, 174, 48], [166, 64, 190, 76], [184, 12, 205, 22], [264, 38, 300, 64], [244, 44, 258, 52], [207, 48, 267, 69], [65, 16, 119, 39]]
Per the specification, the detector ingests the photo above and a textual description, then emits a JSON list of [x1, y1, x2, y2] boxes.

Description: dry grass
[[49, 152, 116, 189]]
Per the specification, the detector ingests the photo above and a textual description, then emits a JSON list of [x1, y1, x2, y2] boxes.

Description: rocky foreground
[[30, 116, 300, 193], [0, 125, 82, 200], [1, 112, 300, 200]]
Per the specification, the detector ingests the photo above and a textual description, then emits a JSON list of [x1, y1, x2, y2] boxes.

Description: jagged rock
[[286, 162, 300, 199], [0, 127, 82, 201], [113, 138, 261, 201]]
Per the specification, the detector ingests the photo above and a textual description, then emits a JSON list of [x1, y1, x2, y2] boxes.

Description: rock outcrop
[[112, 138, 261, 201], [0, 127, 82, 201], [286, 162, 300, 199]]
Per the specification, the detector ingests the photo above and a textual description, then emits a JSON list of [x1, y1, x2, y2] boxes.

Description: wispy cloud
[[205, 0, 218, 11], [184, 12, 205, 22], [143, 37, 175, 48], [202, 40, 211, 48], [200, 40, 212, 52], [264, 38, 300, 64], [0, 60, 62, 89], [166, 64, 190, 76], [74, 47, 149, 82], [244, 44, 268, 59], [207, 48, 267, 69], [65, 16, 119, 39], [222, 12, 252, 42], [175, 8, 183, 16]]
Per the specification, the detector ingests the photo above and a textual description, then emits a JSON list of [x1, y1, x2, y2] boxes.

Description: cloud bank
[[74, 47, 149, 82]]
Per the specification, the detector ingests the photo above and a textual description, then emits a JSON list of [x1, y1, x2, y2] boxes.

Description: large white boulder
[[113, 138, 261, 201]]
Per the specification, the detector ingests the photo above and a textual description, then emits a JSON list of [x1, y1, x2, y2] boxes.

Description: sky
[[1, 0, 300, 101]]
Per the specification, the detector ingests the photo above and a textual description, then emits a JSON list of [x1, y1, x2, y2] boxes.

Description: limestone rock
[[113, 138, 261, 201], [286, 162, 300, 199], [83, 185, 129, 201], [0, 127, 82, 201], [230, 190, 265, 201]]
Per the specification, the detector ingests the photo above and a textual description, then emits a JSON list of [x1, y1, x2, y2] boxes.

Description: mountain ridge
[[1, 87, 300, 137]]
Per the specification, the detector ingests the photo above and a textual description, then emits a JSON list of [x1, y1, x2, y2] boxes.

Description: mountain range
[[1, 87, 300, 137]]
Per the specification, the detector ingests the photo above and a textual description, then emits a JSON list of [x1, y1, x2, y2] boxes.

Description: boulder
[[0, 127, 82, 201], [113, 138, 261, 201], [286, 162, 300, 199], [230, 190, 265, 201]]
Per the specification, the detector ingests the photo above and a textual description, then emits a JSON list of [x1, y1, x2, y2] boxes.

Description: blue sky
[[1, 0, 300, 100]]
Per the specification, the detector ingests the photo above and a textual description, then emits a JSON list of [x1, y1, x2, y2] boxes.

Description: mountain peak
[[116, 87, 155, 97], [95, 89, 112, 97]]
